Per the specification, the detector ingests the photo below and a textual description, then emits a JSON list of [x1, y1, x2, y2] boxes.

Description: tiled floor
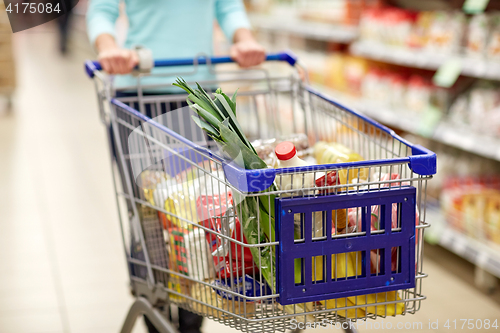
[[0, 27, 499, 333]]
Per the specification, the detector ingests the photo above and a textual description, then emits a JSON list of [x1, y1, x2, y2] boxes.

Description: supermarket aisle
[[1, 26, 499, 333]]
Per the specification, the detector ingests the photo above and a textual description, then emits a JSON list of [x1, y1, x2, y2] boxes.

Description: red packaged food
[[196, 193, 257, 279], [315, 171, 340, 194]]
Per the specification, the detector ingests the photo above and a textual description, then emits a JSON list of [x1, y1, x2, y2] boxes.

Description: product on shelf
[[448, 80, 500, 138], [406, 75, 432, 113], [359, 7, 416, 47], [441, 176, 500, 246], [426, 11, 466, 54], [467, 14, 490, 57], [487, 13, 500, 59], [358, 8, 500, 59]]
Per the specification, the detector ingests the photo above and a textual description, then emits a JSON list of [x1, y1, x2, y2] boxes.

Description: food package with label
[[487, 13, 500, 60], [467, 14, 490, 57], [166, 226, 215, 282], [313, 141, 367, 185], [153, 178, 200, 231], [441, 176, 500, 244], [319, 251, 405, 318], [196, 192, 257, 279], [165, 226, 192, 300], [213, 274, 272, 302]]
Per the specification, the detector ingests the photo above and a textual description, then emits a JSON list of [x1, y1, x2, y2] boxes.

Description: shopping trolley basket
[[85, 51, 436, 333]]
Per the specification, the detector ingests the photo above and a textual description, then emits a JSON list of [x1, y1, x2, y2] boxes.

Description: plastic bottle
[[276, 142, 324, 249], [314, 142, 366, 184], [275, 141, 315, 196]]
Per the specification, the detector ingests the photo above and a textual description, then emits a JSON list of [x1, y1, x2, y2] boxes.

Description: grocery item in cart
[[196, 192, 257, 279], [168, 226, 189, 276], [190, 283, 256, 318], [184, 228, 215, 281], [152, 179, 199, 230], [309, 242, 404, 318], [275, 141, 315, 196], [320, 253, 405, 318], [213, 275, 272, 302], [252, 133, 309, 167], [348, 173, 420, 272], [313, 141, 366, 185]]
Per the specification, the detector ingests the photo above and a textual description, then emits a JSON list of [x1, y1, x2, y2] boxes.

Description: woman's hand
[[95, 34, 139, 74], [230, 28, 266, 68]]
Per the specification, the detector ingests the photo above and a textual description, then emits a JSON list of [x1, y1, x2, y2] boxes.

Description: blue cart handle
[[85, 51, 298, 78]]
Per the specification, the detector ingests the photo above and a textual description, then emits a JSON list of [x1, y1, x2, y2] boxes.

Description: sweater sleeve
[[215, 0, 252, 42], [86, 0, 120, 46]]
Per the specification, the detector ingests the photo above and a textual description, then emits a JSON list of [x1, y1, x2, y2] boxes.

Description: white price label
[[476, 251, 489, 268], [459, 135, 475, 151], [453, 236, 467, 254]]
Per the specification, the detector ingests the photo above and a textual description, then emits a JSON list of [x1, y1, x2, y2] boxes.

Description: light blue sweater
[[86, 0, 251, 90]]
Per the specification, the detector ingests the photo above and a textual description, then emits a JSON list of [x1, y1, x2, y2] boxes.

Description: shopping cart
[[85, 51, 436, 333]]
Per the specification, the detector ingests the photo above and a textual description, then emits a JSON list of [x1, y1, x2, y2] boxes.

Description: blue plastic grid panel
[[275, 187, 416, 305]]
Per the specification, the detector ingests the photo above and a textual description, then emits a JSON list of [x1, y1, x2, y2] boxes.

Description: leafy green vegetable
[[173, 78, 278, 292]]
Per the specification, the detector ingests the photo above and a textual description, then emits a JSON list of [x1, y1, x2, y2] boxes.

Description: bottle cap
[[275, 141, 297, 160]]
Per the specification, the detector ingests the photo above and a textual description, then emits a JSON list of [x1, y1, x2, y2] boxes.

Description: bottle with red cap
[[275, 141, 314, 196]]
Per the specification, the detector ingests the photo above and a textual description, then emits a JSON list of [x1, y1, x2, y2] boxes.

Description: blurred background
[[1, 0, 500, 332]]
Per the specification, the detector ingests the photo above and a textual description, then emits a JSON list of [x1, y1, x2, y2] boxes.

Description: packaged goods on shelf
[[441, 176, 500, 247], [467, 14, 490, 57], [361, 9, 467, 53], [358, 64, 457, 114], [359, 7, 417, 47], [359, 7, 500, 60], [448, 80, 500, 138], [292, 0, 383, 26], [487, 13, 500, 59], [323, 54, 368, 95]]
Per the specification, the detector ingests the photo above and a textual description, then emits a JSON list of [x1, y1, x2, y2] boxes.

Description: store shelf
[[250, 13, 358, 44], [426, 208, 500, 279], [320, 88, 500, 162], [350, 41, 500, 81]]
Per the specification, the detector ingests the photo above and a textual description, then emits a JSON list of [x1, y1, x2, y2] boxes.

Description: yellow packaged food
[[163, 181, 199, 230], [313, 141, 368, 185], [313, 252, 405, 318]]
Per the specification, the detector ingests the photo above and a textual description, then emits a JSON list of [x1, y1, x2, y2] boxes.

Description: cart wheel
[[474, 266, 498, 294], [344, 326, 359, 333], [120, 297, 177, 333], [6, 94, 13, 113]]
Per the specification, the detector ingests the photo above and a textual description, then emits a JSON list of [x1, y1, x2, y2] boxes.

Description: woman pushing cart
[[86, 1, 265, 332]]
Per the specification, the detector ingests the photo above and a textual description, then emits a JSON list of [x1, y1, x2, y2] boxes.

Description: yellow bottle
[[314, 142, 367, 185]]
